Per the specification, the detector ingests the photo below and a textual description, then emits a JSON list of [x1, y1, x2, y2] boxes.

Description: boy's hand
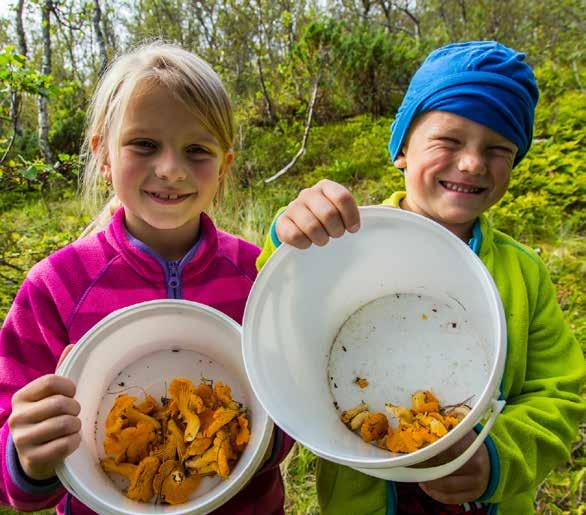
[[8, 345, 81, 481], [417, 431, 490, 504], [276, 179, 360, 249]]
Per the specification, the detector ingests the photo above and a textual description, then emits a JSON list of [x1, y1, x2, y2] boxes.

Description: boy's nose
[[155, 151, 187, 181], [457, 150, 487, 175]]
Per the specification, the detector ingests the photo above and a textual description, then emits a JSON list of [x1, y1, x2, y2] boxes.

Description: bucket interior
[[58, 301, 272, 515], [243, 207, 505, 468]]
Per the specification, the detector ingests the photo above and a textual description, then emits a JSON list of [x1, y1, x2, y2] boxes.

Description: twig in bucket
[[106, 385, 149, 396], [442, 395, 475, 412]]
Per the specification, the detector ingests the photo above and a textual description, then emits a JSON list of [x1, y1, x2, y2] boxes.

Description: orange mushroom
[[126, 421, 157, 463], [235, 414, 250, 448], [136, 395, 158, 415], [105, 395, 136, 435], [214, 382, 232, 406], [101, 457, 137, 480], [360, 413, 388, 442], [185, 437, 213, 460], [204, 407, 240, 438], [168, 378, 202, 442], [127, 456, 160, 502], [159, 466, 201, 504]]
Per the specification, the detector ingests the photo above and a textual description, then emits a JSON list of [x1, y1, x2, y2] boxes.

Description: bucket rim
[[243, 206, 507, 468]]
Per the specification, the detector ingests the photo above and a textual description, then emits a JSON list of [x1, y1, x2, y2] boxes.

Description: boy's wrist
[[270, 208, 288, 248], [474, 424, 500, 502]]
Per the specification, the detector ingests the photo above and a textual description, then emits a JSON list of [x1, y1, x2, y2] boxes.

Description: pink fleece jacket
[[0, 207, 293, 515]]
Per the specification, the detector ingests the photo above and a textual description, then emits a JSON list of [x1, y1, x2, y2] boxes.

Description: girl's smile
[[144, 190, 196, 204]]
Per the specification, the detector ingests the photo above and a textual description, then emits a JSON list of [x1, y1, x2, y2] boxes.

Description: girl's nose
[[155, 150, 187, 181], [457, 149, 487, 175]]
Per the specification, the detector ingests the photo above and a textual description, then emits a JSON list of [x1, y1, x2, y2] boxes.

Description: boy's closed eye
[[436, 137, 461, 145], [487, 145, 516, 157]]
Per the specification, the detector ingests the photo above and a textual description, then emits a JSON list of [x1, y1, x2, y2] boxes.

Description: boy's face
[[395, 111, 517, 240]]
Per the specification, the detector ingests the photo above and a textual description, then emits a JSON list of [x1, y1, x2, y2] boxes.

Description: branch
[[0, 258, 24, 272], [51, 2, 83, 31], [0, 271, 20, 285], [256, 54, 276, 123], [264, 70, 321, 184]]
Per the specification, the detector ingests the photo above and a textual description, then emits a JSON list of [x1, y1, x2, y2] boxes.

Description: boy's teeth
[[443, 181, 481, 193]]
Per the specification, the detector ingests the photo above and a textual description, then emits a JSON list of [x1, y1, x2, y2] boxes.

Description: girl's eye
[[130, 139, 157, 150], [187, 145, 212, 156]]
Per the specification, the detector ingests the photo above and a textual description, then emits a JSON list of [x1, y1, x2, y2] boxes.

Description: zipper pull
[[168, 261, 179, 289]]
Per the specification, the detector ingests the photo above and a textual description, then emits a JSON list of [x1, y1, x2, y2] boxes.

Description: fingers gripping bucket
[[243, 207, 506, 482]]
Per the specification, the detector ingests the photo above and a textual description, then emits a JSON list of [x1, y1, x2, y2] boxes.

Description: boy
[[257, 41, 585, 514]]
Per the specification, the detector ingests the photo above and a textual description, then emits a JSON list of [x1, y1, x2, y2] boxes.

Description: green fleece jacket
[[256, 192, 585, 515]]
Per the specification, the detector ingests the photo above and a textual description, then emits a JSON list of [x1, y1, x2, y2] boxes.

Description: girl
[[0, 42, 292, 515]]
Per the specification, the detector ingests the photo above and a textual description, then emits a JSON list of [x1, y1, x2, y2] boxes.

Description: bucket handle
[[354, 398, 506, 483]]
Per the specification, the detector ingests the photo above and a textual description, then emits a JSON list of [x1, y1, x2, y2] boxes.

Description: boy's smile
[[394, 111, 517, 241]]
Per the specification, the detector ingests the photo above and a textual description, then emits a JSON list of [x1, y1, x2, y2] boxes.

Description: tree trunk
[[16, 0, 27, 56], [93, 0, 108, 76], [256, 55, 276, 123], [38, 0, 54, 164], [8, 0, 27, 141]]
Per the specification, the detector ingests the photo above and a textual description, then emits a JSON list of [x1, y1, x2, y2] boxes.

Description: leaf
[[570, 468, 585, 496], [21, 165, 39, 181]]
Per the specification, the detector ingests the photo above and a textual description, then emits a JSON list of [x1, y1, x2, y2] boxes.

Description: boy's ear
[[394, 151, 407, 170]]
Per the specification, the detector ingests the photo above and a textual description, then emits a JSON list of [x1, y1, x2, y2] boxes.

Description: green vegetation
[[0, 0, 584, 513]]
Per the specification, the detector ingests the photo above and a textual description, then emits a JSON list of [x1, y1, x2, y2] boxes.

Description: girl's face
[[102, 84, 233, 259], [395, 111, 517, 241]]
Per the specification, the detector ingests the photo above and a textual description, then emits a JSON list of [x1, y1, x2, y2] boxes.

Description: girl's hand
[[417, 430, 490, 504], [276, 179, 361, 249], [8, 345, 81, 481]]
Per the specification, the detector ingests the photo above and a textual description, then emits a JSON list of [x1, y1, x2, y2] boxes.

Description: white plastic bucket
[[55, 300, 273, 515], [243, 207, 506, 482]]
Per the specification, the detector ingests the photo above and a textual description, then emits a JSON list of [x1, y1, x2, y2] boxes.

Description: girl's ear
[[90, 135, 100, 155], [219, 150, 235, 181], [92, 135, 112, 182]]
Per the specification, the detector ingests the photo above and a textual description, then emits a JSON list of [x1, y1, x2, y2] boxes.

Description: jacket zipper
[[167, 260, 181, 299]]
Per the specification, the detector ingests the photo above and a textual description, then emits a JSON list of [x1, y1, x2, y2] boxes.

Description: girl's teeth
[[153, 193, 179, 200]]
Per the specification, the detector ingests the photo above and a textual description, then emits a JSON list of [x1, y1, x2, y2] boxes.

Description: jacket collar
[[382, 191, 493, 256], [104, 207, 219, 283]]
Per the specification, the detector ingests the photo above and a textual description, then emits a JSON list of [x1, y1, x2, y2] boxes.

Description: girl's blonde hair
[[79, 41, 235, 236]]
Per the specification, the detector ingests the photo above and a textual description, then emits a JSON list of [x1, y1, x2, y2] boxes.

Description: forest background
[[0, 0, 584, 513]]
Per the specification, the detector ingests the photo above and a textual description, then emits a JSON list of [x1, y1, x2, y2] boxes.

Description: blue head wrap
[[389, 41, 539, 168]]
